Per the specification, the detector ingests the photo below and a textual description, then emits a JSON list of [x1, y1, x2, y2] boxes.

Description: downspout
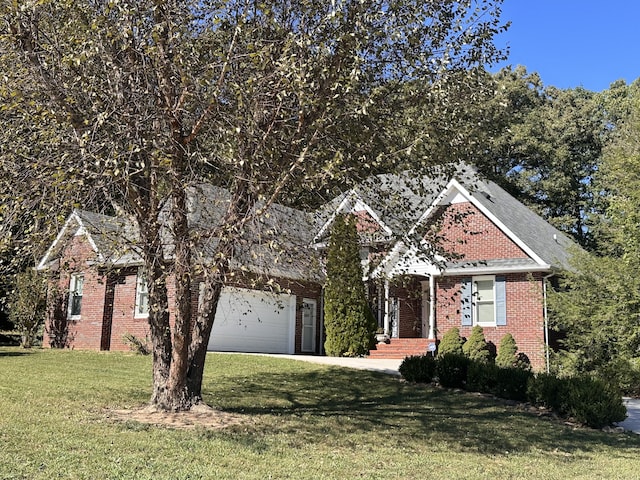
[[543, 273, 554, 374]]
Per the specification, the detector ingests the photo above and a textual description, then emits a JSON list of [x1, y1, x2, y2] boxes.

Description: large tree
[[0, 0, 507, 410], [472, 67, 606, 248], [548, 78, 640, 391]]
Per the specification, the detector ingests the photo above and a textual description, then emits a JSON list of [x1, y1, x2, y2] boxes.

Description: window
[[473, 276, 495, 326], [135, 269, 149, 317], [68, 274, 84, 318], [461, 276, 506, 327]]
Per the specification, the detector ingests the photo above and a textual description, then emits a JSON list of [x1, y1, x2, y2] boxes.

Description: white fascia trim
[[442, 264, 552, 276], [37, 210, 104, 270], [407, 178, 460, 237], [409, 178, 548, 267], [368, 240, 407, 280], [313, 190, 393, 244], [386, 244, 442, 278]]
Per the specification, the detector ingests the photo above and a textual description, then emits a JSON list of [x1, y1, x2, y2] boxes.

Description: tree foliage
[[324, 214, 376, 357], [548, 78, 640, 390], [8, 269, 47, 348], [0, 0, 507, 409], [474, 67, 606, 248]]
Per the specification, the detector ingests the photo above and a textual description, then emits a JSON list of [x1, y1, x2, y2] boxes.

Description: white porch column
[[428, 275, 436, 339], [383, 279, 390, 335]]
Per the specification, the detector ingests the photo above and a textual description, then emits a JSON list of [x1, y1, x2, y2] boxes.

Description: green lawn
[[1, 348, 639, 479]]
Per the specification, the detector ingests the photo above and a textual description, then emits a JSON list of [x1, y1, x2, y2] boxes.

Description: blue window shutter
[[461, 278, 472, 326], [496, 276, 507, 326]]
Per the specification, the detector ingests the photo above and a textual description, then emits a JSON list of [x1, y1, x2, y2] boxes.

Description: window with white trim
[[461, 275, 506, 327], [473, 276, 496, 326], [68, 274, 84, 319], [135, 269, 149, 317]]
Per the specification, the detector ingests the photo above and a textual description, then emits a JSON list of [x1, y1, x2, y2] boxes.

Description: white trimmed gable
[[37, 211, 104, 271], [313, 190, 392, 245]]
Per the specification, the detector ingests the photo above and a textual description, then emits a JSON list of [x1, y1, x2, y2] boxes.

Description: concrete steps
[[368, 338, 435, 359]]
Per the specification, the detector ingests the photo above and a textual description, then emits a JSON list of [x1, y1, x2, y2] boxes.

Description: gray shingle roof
[[317, 163, 578, 271], [39, 188, 321, 283]]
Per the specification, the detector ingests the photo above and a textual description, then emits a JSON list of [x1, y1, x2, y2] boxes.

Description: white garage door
[[207, 287, 296, 354]]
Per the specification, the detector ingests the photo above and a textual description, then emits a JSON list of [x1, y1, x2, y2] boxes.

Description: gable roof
[[314, 164, 471, 245], [317, 164, 578, 277], [37, 187, 322, 283], [36, 209, 140, 270]]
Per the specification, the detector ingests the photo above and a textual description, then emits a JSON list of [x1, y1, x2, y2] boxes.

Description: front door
[[301, 299, 316, 353]]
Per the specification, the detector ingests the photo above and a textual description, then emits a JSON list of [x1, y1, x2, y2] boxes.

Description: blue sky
[[491, 1, 640, 92]]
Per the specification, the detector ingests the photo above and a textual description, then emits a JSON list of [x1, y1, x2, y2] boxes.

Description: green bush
[[597, 357, 640, 397], [564, 376, 627, 429], [528, 373, 626, 429], [8, 269, 47, 348], [437, 327, 464, 357], [462, 325, 491, 362], [324, 214, 377, 356], [399, 355, 437, 383], [495, 333, 517, 368], [527, 373, 565, 411], [466, 360, 499, 394], [436, 354, 470, 389], [492, 366, 533, 401], [467, 361, 532, 401]]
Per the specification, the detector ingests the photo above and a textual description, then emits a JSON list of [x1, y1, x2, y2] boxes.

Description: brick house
[[314, 166, 577, 370], [37, 186, 324, 355], [39, 168, 576, 369]]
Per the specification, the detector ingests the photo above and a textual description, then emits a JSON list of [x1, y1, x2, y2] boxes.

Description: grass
[[1, 347, 639, 479]]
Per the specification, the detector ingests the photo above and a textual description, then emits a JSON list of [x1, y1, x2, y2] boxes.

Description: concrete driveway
[[617, 398, 640, 434]]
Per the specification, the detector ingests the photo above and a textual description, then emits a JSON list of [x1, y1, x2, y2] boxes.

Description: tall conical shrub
[[437, 327, 464, 357], [496, 333, 518, 368], [462, 325, 490, 362], [324, 214, 376, 356]]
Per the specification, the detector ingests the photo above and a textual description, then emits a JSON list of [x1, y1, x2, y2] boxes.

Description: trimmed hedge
[[399, 355, 626, 429], [436, 354, 470, 389], [398, 355, 437, 383]]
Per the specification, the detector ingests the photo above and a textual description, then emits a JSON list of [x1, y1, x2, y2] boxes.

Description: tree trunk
[[186, 179, 253, 403], [160, 159, 193, 410]]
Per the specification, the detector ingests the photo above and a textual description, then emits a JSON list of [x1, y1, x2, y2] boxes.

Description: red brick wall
[[434, 202, 528, 261], [47, 234, 323, 354], [435, 272, 546, 370], [45, 235, 107, 350]]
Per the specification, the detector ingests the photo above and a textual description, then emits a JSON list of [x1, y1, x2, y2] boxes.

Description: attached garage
[[207, 287, 297, 354]]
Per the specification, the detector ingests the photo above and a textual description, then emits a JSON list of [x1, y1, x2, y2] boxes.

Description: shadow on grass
[[0, 349, 33, 356], [202, 366, 640, 456]]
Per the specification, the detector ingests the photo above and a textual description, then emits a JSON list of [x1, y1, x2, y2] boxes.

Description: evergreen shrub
[[466, 360, 499, 394], [527, 373, 565, 411], [436, 354, 470, 388], [564, 376, 627, 429], [324, 214, 376, 356], [492, 366, 533, 401], [495, 333, 518, 368], [399, 355, 437, 383], [437, 327, 464, 357], [462, 325, 491, 362]]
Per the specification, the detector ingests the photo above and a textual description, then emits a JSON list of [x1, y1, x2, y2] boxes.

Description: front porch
[[367, 275, 437, 359], [368, 338, 436, 359]]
